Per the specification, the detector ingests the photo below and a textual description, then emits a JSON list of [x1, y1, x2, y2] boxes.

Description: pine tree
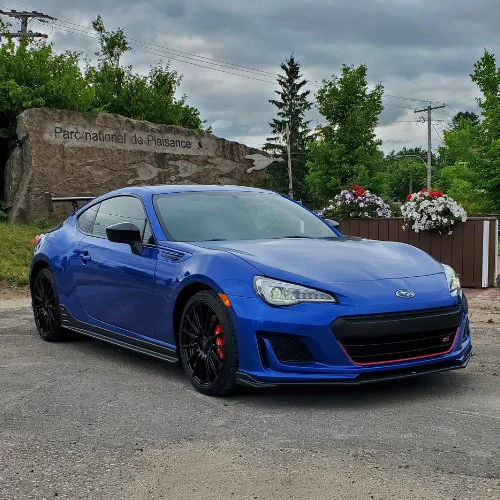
[[259, 56, 312, 202]]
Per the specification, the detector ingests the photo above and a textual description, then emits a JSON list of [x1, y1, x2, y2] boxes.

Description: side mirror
[[324, 218, 339, 228], [106, 222, 143, 255]]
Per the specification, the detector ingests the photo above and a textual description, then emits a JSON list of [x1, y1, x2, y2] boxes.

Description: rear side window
[[91, 196, 151, 243], [77, 203, 100, 234]]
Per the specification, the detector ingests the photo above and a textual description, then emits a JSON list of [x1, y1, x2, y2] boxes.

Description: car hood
[[194, 237, 444, 284]]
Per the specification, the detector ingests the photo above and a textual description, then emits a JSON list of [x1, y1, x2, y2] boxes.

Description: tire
[[32, 268, 65, 342], [179, 290, 239, 396]]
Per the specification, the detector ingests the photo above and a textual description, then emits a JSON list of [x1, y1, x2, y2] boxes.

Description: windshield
[[153, 191, 338, 242]]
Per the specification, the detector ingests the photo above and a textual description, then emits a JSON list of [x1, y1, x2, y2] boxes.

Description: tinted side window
[[143, 221, 156, 245], [77, 203, 101, 234], [92, 196, 150, 240]]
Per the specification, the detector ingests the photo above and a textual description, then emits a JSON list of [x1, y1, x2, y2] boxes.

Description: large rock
[[5, 108, 268, 222]]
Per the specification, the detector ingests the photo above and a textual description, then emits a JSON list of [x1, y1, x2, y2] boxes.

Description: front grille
[[332, 306, 462, 365], [339, 328, 457, 364], [258, 333, 314, 364]]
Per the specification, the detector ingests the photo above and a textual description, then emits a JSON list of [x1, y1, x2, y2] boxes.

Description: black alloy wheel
[[32, 268, 64, 342], [179, 290, 238, 396]]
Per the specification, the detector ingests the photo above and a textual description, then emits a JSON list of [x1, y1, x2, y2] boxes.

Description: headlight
[[442, 264, 461, 295], [253, 276, 337, 306]]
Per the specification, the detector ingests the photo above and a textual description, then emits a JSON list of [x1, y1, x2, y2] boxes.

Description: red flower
[[406, 194, 412, 201], [420, 188, 427, 193], [429, 191, 444, 198], [352, 184, 366, 195]]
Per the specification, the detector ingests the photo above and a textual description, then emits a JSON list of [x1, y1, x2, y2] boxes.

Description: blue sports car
[[30, 185, 472, 396]]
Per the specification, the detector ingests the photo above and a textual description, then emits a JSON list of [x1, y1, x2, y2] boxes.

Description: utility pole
[[414, 102, 445, 190], [0, 10, 56, 43], [285, 122, 293, 199]]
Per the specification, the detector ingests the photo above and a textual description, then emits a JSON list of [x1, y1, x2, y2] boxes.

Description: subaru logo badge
[[396, 289, 415, 299]]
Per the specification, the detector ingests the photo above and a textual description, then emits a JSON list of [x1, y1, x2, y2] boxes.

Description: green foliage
[[0, 16, 204, 139], [449, 111, 480, 130], [306, 64, 384, 206], [0, 200, 10, 221], [0, 222, 42, 285], [0, 26, 94, 135], [437, 50, 500, 213], [259, 56, 312, 202], [383, 148, 428, 201]]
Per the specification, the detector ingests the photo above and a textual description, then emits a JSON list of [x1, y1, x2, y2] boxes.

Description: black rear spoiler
[[43, 192, 95, 213]]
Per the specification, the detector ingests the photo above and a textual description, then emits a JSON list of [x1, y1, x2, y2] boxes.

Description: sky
[[2, 0, 499, 153]]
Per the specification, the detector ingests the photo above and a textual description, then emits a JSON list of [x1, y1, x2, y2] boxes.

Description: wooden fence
[[338, 217, 499, 288]]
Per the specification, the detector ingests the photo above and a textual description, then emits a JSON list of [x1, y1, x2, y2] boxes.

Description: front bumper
[[236, 346, 472, 387], [228, 291, 472, 387]]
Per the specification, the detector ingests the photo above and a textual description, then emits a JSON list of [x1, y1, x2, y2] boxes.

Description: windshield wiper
[[279, 235, 317, 239]]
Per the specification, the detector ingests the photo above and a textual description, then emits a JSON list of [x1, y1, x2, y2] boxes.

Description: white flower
[[400, 192, 467, 234]]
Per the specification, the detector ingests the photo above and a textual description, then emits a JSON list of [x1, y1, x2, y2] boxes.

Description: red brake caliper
[[214, 324, 225, 359]]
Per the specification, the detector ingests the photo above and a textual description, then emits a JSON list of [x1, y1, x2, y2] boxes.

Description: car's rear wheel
[[32, 268, 64, 342], [179, 290, 239, 396]]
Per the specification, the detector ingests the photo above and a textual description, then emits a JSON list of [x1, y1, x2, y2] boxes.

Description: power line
[[5, 0, 29, 7], [49, 17, 442, 107], [432, 124, 444, 143], [385, 94, 440, 104], [50, 22, 280, 85], [50, 20, 438, 109], [57, 18, 282, 80], [5, 1, 446, 109], [436, 107, 455, 120], [50, 22, 279, 84]]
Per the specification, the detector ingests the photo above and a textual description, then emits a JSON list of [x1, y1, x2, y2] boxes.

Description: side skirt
[[59, 306, 178, 363]]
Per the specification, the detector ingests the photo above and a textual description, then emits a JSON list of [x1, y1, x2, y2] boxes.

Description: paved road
[[1, 299, 499, 499]]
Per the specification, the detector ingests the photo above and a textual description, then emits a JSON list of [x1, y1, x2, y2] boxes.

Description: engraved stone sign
[[4, 108, 268, 222]]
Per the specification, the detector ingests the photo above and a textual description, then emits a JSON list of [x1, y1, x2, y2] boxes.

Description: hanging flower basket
[[400, 189, 467, 234], [320, 185, 392, 219]]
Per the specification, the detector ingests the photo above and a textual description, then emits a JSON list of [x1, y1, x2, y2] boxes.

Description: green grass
[[0, 222, 49, 286]]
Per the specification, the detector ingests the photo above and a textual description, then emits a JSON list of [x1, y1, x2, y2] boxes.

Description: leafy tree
[[438, 50, 500, 212], [306, 64, 384, 206], [470, 50, 500, 210], [449, 111, 480, 130], [86, 16, 204, 130], [259, 56, 312, 201], [0, 16, 205, 139], [0, 20, 93, 137]]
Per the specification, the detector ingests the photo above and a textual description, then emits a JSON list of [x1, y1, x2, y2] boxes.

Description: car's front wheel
[[179, 290, 239, 396], [32, 268, 65, 342]]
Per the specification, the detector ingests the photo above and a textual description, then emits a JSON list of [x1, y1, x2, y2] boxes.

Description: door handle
[[80, 251, 91, 263]]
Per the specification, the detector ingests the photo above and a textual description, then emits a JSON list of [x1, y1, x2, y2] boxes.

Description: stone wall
[[4, 108, 268, 222]]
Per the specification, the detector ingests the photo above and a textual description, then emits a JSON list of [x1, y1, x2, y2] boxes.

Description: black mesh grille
[[339, 328, 457, 364], [332, 306, 462, 365], [258, 333, 314, 364]]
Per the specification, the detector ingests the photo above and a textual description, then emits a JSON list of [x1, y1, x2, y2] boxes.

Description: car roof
[[105, 184, 273, 196]]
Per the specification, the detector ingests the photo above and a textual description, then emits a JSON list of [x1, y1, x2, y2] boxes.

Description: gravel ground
[[0, 293, 499, 499]]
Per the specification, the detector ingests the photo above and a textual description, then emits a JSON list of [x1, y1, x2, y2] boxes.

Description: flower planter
[[338, 217, 499, 288]]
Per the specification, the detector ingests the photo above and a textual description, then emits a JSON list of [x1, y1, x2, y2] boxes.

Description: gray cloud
[[4, 0, 499, 152]]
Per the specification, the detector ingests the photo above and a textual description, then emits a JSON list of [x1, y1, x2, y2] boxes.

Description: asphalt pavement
[[0, 297, 499, 499]]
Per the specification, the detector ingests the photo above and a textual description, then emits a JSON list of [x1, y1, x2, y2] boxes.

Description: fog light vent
[[258, 333, 314, 364]]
